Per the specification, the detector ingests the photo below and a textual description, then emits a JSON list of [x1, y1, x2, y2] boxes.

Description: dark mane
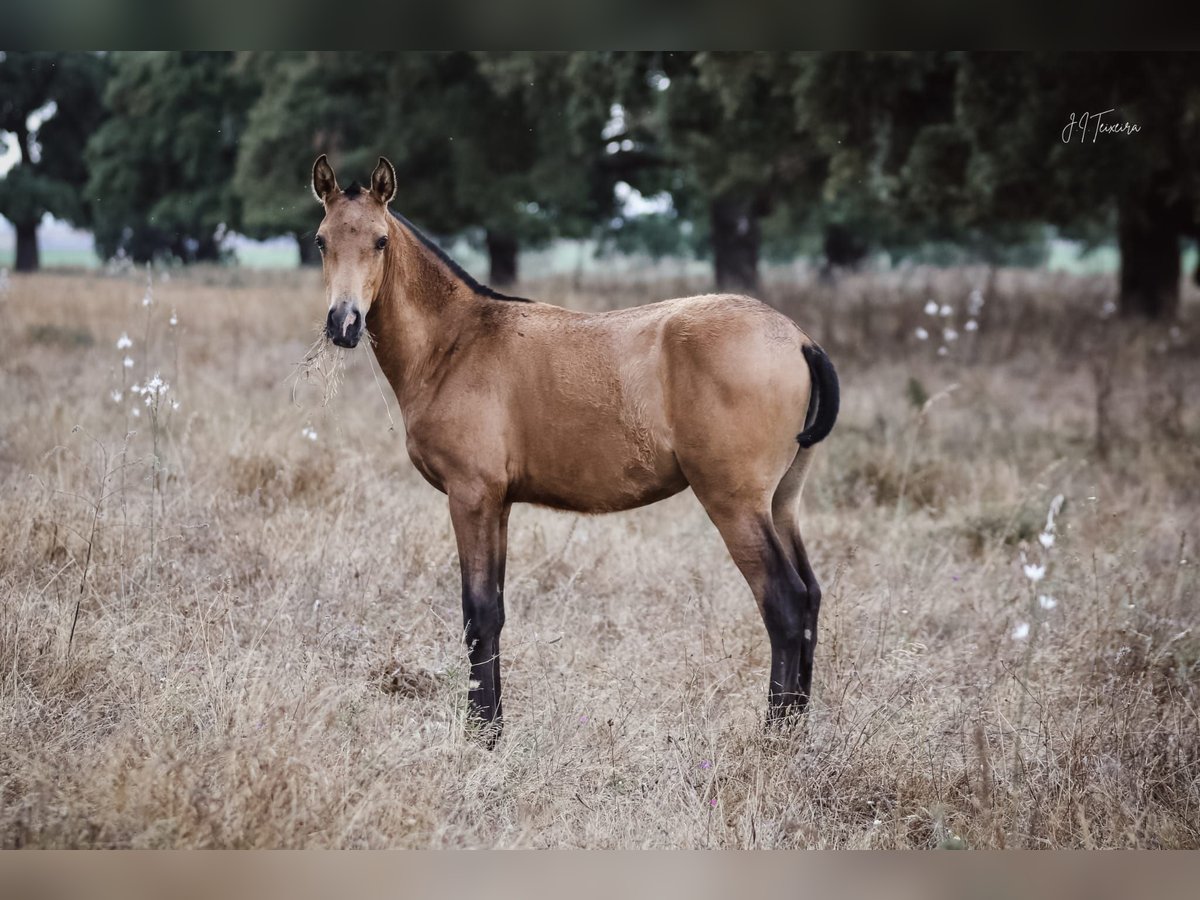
[[343, 182, 364, 198], [390, 211, 531, 303]]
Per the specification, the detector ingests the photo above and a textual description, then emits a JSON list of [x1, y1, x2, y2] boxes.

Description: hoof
[[467, 713, 504, 749], [765, 699, 809, 730]]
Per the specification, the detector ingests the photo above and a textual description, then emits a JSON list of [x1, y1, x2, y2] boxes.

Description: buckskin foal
[[309, 155, 839, 744]]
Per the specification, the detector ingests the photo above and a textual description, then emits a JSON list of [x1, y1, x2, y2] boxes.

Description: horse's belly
[[511, 443, 688, 513]]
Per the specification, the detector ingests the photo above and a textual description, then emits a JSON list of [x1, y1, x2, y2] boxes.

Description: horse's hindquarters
[[661, 302, 814, 509]]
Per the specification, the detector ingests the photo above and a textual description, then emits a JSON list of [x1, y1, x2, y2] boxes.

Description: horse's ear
[[370, 156, 397, 205], [312, 154, 339, 203]]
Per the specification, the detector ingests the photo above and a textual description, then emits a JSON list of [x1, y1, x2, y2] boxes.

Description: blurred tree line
[[2, 51, 1198, 319]]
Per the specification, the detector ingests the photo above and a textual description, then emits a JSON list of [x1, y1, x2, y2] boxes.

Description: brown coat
[[311, 155, 839, 743]]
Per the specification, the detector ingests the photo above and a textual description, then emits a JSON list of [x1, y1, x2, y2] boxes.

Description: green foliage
[[0, 51, 107, 230], [953, 54, 1200, 227], [233, 52, 395, 248], [906, 376, 929, 411], [796, 52, 1200, 314], [86, 52, 254, 262], [0, 165, 79, 225], [235, 52, 620, 272], [599, 210, 701, 260], [9, 51, 1197, 293]]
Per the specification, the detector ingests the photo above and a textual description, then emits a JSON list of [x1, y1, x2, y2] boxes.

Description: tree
[[798, 52, 1200, 319], [628, 52, 825, 292], [955, 53, 1200, 319], [237, 52, 619, 284], [0, 52, 107, 271], [85, 52, 255, 263], [470, 52, 621, 285], [233, 52, 385, 266]]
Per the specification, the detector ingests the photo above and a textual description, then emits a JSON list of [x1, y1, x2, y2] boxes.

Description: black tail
[[797, 343, 840, 448]]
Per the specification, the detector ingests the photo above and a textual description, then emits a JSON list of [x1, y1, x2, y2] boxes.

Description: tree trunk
[[297, 233, 321, 267], [15, 220, 39, 272], [710, 194, 761, 292], [1118, 195, 1181, 320], [486, 230, 518, 287], [194, 235, 221, 263]]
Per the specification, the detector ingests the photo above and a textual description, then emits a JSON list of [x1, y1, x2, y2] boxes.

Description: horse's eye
[[375, 236, 388, 251], [315, 235, 326, 252]]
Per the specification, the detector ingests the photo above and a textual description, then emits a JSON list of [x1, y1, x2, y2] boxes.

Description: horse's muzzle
[[326, 303, 364, 349]]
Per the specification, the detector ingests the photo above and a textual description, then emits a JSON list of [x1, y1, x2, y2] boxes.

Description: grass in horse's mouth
[[289, 327, 346, 408]]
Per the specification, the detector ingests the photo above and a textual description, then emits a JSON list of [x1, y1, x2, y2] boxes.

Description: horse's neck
[[369, 231, 470, 412]]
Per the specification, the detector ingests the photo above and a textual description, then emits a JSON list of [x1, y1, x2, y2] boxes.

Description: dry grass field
[[1, 263, 1197, 849]]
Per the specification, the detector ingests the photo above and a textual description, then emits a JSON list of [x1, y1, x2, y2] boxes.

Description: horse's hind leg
[[694, 493, 813, 721], [771, 447, 822, 710], [668, 334, 817, 720]]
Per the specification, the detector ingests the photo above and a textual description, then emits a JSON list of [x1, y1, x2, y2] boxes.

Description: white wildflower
[[924, 300, 939, 316], [116, 333, 132, 350], [139, 374, 170, 408], [1101, 300, 1117, 318], [1023, 563, 1045, 583], [169, 311, 179, 327], [171, 400, 180, 411], [1038, 595, 1057, 611], [943, 327, 959, 343], [123, 356, 134, 369], [1012, 622, 1030, 641], [110, 390, 123, 403], [1038, 531, 1056, 549], [131, 407, 141, 417], [142, 291, 153, 307], [964, 319, 979, 332], [937, 346, 949, 357], [939, 304, 953, 317], [914, 326, 929, 341], [967, 288, 985, 316], [301, 426, 318, 442]]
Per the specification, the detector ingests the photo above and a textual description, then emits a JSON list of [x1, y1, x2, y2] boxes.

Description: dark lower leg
[[725, 515, 812, 720], [700, 499, 816, 725], [756, 524, 819, 720], [465, 621, 502, 726], [789, 534, 821, 710], [450, 491, 507, 744], [765, 587, 810, 720]]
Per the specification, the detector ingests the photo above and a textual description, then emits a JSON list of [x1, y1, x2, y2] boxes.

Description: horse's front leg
[[448, 484, 509, 746]]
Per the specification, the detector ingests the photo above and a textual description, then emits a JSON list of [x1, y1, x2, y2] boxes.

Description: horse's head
[[311, 154, 396, 349]]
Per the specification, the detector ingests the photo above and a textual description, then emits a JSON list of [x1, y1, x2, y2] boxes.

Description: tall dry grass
[[0, 263, 1197, 848]]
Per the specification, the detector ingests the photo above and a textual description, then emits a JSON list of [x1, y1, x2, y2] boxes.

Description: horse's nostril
[[326, 305, 363, 348]]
